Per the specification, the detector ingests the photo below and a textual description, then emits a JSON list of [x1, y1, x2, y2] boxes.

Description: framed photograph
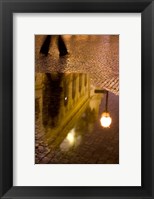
[[0, 0, 153, 199]]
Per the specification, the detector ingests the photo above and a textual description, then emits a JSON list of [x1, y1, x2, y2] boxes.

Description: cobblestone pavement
[[35, 35, 119, 95], [35, 35, 119, 164], [35, 92, 119, 164]]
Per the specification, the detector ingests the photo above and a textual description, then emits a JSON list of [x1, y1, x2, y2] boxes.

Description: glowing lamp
[[100, 112, 112, 128]]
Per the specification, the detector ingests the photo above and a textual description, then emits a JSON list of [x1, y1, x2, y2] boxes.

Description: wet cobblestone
[[35, 35, 119, 95], [35, 35, 119, 164], [35, 92, 119, 164]]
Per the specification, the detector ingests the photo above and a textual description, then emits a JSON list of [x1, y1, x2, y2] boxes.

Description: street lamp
[[100, 91, 112, 128]]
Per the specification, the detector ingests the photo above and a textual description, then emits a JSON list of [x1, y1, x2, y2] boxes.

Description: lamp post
[[100, 91, 112, 128]]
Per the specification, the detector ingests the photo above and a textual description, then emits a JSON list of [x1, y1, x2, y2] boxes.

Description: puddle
[[35, 72, 119, 164]]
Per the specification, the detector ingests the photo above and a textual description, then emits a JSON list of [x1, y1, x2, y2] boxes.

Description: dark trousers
[[40, 35, 68, 56]]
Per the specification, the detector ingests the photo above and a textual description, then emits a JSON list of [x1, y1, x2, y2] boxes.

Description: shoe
[[59, 52, 70, 57]]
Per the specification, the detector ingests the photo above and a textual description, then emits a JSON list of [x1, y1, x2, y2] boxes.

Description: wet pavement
[[35, 35, 119, 95], [35, 73, 119, 164], [35, 35, 119, 164]]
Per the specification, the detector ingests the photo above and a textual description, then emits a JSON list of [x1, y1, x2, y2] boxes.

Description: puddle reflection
[[35, 72, 119, 164]]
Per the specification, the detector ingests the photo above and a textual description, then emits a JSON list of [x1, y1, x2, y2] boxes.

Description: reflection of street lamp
[[100, 91, 112, 128], [100, 112, 112, 128], [66, 129, 75, 145]]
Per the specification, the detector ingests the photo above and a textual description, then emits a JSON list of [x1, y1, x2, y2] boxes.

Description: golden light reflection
[[66, 129, 75, 144], [100, 112, 112, 128], [60, 128, 81, 152]]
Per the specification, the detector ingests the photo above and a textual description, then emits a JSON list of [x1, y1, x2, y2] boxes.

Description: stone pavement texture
[[35, 35, 119, 164], [35, 35, 119, 95], [35, 92, 119, 164]]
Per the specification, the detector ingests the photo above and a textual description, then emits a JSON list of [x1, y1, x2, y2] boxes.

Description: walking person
[[40, 35, 69, 57]]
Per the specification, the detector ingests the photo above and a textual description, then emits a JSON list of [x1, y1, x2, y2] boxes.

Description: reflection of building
[[35, 73, 92, 145], [35, 73, 44, 136]]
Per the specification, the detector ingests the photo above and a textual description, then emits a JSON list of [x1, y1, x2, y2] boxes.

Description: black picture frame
[[0, 0, 154, 198]]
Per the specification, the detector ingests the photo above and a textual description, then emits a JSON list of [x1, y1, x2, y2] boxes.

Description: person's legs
[[57, 35, 69, 57], [40, 35, 51, 56], [40, 35, 69, 57]]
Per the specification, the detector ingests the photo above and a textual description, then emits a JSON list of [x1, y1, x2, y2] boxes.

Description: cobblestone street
[[35, 35, 119, 95], [35, 91, 119, 164], [35, 35, 119, 164]]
